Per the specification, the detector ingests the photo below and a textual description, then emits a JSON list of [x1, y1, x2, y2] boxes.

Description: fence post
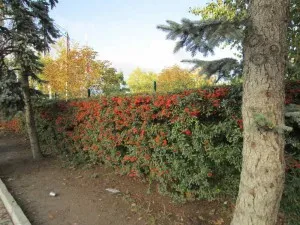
[[88, 88, 91, 97], [154, 81, 157, 92]]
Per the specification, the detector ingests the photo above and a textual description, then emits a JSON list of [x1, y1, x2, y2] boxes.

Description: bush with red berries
[[5, 82, 300, 222]]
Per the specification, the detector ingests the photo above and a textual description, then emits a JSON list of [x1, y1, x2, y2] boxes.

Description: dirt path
[[0, 132, 232, 225]]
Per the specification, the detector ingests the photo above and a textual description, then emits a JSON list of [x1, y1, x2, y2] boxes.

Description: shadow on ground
[[0, 131, 232, 225]]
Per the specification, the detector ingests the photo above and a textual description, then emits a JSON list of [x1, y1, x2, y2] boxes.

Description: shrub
[[0, 113, 24, 133], [6, 82, 300, 224]]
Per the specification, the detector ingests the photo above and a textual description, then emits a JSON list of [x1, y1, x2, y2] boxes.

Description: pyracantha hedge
[[34, 83, 299, 197], [3, 82, 300, 223]]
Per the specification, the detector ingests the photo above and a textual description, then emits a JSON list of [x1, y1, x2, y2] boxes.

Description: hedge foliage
[[35, 86, 244, 198], [0, 115, 23, 133], [2, 82, 300, 224]]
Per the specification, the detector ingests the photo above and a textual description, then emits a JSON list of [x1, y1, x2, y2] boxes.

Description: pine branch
[[182, 58, 242, 81], [286, 104, 300, 126], [287, 61, 300, 80], [157, 18, 244, 57]]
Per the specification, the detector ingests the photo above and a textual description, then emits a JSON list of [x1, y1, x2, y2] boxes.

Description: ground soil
[[0, 131, 233, 225]]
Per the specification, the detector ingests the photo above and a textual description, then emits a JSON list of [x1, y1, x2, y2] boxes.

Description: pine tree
[[157, 0, 299, 81], [157, 0, 245, 81], [287, 0, 300, 79], [159, 0, 290, 224], [0, 0, 60, 160], [231, 0, 289, 223]]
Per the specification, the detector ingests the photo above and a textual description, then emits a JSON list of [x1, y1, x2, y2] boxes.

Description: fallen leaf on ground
[[212, 218, 224, 225]]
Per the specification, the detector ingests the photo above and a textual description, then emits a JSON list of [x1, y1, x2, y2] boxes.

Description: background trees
[[127, 68, 157, 93], [127, 65, 212, 94], [41, 40, 126, 98], [157, 65, 212, 92]]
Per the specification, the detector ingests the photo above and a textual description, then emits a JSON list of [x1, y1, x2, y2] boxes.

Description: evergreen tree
[[287, 0, 300, 79], [0, 0, 60, 160], [231, 0, 289, 223], [157, 0, 299, 81], [159, 0, 290, 224]]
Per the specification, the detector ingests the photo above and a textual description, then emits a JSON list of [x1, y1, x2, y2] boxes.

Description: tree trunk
[[20, 74, 43, 160], [231, 1, 289, 225]]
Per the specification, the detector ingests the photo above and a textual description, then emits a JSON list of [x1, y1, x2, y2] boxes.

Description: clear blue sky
[[50, 0, 234, 78]]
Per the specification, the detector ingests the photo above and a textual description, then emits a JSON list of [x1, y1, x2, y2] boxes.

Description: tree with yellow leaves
[[41, 40, 125, 98], [156, 65, 212, 93], [127, 68, 157, 93]]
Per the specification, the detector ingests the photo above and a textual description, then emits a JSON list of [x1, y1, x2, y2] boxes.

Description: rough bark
[[231, 1, 289, 225], [20, 74, 43, 160]]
